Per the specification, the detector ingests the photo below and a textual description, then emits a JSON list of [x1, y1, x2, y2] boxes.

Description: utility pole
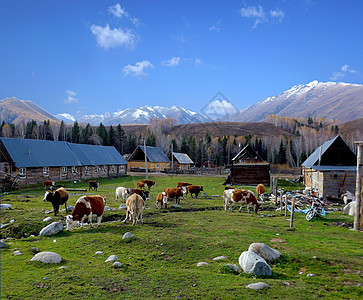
[[354, 141, 363, 230], [171, 143, 174, 170], [144, 140, 148, 179]]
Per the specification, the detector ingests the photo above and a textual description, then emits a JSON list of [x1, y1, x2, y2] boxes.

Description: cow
[[89, 181, 99, 191], [187, 185, 204, 198], [177, 182, 192, 197], [115, 187, 129, 202], [43, 187, 69, 216], [164, 187, 184, 204], [136, 181, 147, 189], [65, 195, 106, 231], [224, 189, 261, 213], [256, 184, 266, 201], [156, 192, 168, 209], [140, 179, 156, 190], [127, 188, 149, 201], [224, 186, 235, 190], [123, 193, 145, 225], [43, 180, 55, 190]]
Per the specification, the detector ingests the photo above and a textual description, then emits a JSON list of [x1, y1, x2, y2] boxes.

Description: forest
[[0, 114, 358, 168]]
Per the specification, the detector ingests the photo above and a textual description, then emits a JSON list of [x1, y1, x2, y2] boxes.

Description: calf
[[43, 187, 69, 216], [136, 181, 147, 189], [187, 185, 204, 198], [156, 192, 168, 209], [123, 193, 145, 225], [164, 187, 184, 204], [177, 182, 192, 197], [115, 186, 129, 202], [43, 180, 55, 190], [89, 181, 99, 191], [140, 179, 156, 190], [224, 189, 261, 213], [65, 195, 106, 231], [127, 188, 149, 201], [256, 184, 266, 201]]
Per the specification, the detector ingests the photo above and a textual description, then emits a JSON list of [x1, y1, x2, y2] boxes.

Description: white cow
[[122, 193, 145, 225], [115, 187, 129, 202]]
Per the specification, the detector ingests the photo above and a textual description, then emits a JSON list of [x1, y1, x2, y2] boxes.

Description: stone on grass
[[0, 241, 9, 248], [123, 232, 134, 239], [39, 222, 63, 236], [119, 204, 127, 209], [31, 247, 40, 253], [343, 202, 355, 216], [170, 204, 181, 208], [95, 251, 103, 255], [13, 250, 22, 256], [0, 203, 12, 210], [58, 266, 69, 270], [31, 251, 62, 264], [105, 255, 118, 262], [43, 217, 53, 222], [224, 263, 241, 274], [112, 261, 122, 268], [246, 282, 270, 290], [196, 262, 209, 267], [104, 206, 111, 211], [239, 251, 271, 276], [213, 255, 228, 261], [248, 243, 281, 262]]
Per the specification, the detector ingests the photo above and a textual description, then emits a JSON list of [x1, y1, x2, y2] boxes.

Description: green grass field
[[1, 175, 362, 299]]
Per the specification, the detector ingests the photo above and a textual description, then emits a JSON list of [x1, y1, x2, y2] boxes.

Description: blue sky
[[1, 0, 362, 118]]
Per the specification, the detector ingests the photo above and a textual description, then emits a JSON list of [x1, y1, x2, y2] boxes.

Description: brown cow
[[177, 182, 192, 188], [44, 180, 55, 190], [127, 188, 149, 200], [156, 192, 168, 209], [123, 193, 145, 225], [43, 187, 69, 216], [224, 189, 261, 213], [140, 179, 156, 190], [164, 187, 184, 204], [187, 185, 204, 198], [256, 184, 266, 201], [65, 195, 106, 230], [136, 181, 146, 189]]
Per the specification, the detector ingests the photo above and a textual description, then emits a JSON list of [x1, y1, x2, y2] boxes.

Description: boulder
[[105, 255, 118, 262], [213, 255, 228, 261], [123, 232, 134, 239], [30, 251, 62, 264], [112, 261, 122, 268], [248, 243, 281, 262], [0, 204, 12, 210], [246, 282, 270, 290], [39, 222, 63, 236], [104, 206, 111, 211], [0, 240, 9, 248], [343, 201, 355, 216], [239, 251, 271, 276], [43, 217, 53, 223]]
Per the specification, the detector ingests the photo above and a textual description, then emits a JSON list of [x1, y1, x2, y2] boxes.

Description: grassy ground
[[1, 175, 362, 299]]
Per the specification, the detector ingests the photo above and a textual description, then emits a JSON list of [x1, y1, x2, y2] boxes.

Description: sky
[[1, 0, 363, 118]]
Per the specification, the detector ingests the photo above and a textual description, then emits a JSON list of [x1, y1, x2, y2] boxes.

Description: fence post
[[290, 196, 295, 229], [354, 142, 363, 230]]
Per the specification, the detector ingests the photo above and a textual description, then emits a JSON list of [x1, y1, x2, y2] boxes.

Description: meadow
[[1, 174, 362, 299]]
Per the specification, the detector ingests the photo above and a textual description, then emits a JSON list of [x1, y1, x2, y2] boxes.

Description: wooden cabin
[[227, 144, 270, 185], [0, 137, 128, 185], [302, 135, 357, 199], [127, 145, 170, 172], [171, 152, 194, 170]]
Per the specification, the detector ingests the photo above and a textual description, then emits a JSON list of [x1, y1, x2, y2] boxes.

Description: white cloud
[[240, 5, 285, 28], [162, 57, 181, 67], [270, 9, 285, 22], [64, 90, 78, 104], [204, 100, 237, 115], [123, 60, 153, 77], [108, 3, 127, 18], [195, 58, 202, 66], [90, 24, 136, 49], [330, 64, 357, 81], [209, 20, 221, 32]]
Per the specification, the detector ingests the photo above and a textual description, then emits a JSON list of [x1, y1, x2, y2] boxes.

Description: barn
[[127, 145, 171, 172], [227, 144, 270, 185], [171, 152, 194, 170], [302, 135, 357, 199], [0, 137, 128, 185]]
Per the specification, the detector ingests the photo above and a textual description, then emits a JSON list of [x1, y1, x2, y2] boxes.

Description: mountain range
[[1, 81, 363, 126]]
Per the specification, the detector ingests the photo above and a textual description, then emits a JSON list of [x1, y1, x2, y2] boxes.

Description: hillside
[[0, 97, 59, 124]]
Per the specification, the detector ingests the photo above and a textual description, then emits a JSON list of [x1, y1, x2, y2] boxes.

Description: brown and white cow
[[44, 180, 55, 190], [224, 189, 261, 213], [164, 187, 184, 204], [177, 182, 192, 197], [155, 192, 168, 209], [140, 179, 156, 190], [65, 195, 106, 231], [256, 184, 266, 201], [127, 188, 149, 201], [89, 181, 99, 191], [43, 187, 69, 216], [123, 193, 145, 225], [187, 185, 204, 198]]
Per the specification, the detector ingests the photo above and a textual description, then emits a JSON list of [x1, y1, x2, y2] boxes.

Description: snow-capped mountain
[[56, 113, 76, 123], [229, 81, 363, 122], [76, 105, 210, 125]]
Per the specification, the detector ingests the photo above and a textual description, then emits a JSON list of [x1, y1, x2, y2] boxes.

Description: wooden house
[[227, 144, 270, 185], [127, 145, 171, 172], [171, 152, 194, 170], [302, 135, 357, 199], [0, 137, 128, 185]]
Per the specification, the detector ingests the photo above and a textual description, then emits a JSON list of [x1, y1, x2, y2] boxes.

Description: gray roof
[[0, 138, 127, 168], [131, 145, 170, 163], [302, 136, 338, 168], [172, 152, 193, 164], [232, 144, 264, 162], [309, 166, 356, 171]]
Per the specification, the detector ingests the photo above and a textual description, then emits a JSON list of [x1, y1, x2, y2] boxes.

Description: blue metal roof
[[172, 152, 193, 164], [0, 138, 127, 168], [134, 145, 170, 163]]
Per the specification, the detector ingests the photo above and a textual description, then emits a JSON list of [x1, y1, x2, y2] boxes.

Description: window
[[156, 164, 159, 168], [85, 166, 89, 174], [162, 164, 165, 168], [103, 166, 107, 173], [19, 168, 26, 177], [72, 166, 77, 174], [111, 166, 115, 172], [61, 167, 67, 176], [43, 167, 49, 176]]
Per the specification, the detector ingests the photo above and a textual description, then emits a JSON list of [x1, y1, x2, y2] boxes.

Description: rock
[[170, 204, 181, 208], [0, 241, 9, 248], [13, 250, 22, 256], [112, 261, 122, 268], [225, 263, 241, 273], [246, 282, 270, 290], [248, 243, 281, 262], [45, 210, 53, 214], [104, 206, 111, 211], [39, 222, 63, 236], [43, 277, 50, 280], [31, 247, 40, 253], [43, 217, 53, 222], [58, 266, 69, 270], [343, 202, 355, 216], [196, 262, 209, 267], [123, 232, 134, 239], [119, 204, 127, 209], [307, 273, 315, 277], [95, 251, 103, 255], [239, 251, 272, 276], [105, 255, 118, 262], [0, 204, 12, 209], [213, 255, 228, 261], [30, 251, 62, 264], [67, 206, 74, 212]]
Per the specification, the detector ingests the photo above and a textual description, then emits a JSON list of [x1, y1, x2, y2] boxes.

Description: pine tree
[[97, 123, 107, 145], [71, 121, 81, 143], [107, 125, 115, 146]]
